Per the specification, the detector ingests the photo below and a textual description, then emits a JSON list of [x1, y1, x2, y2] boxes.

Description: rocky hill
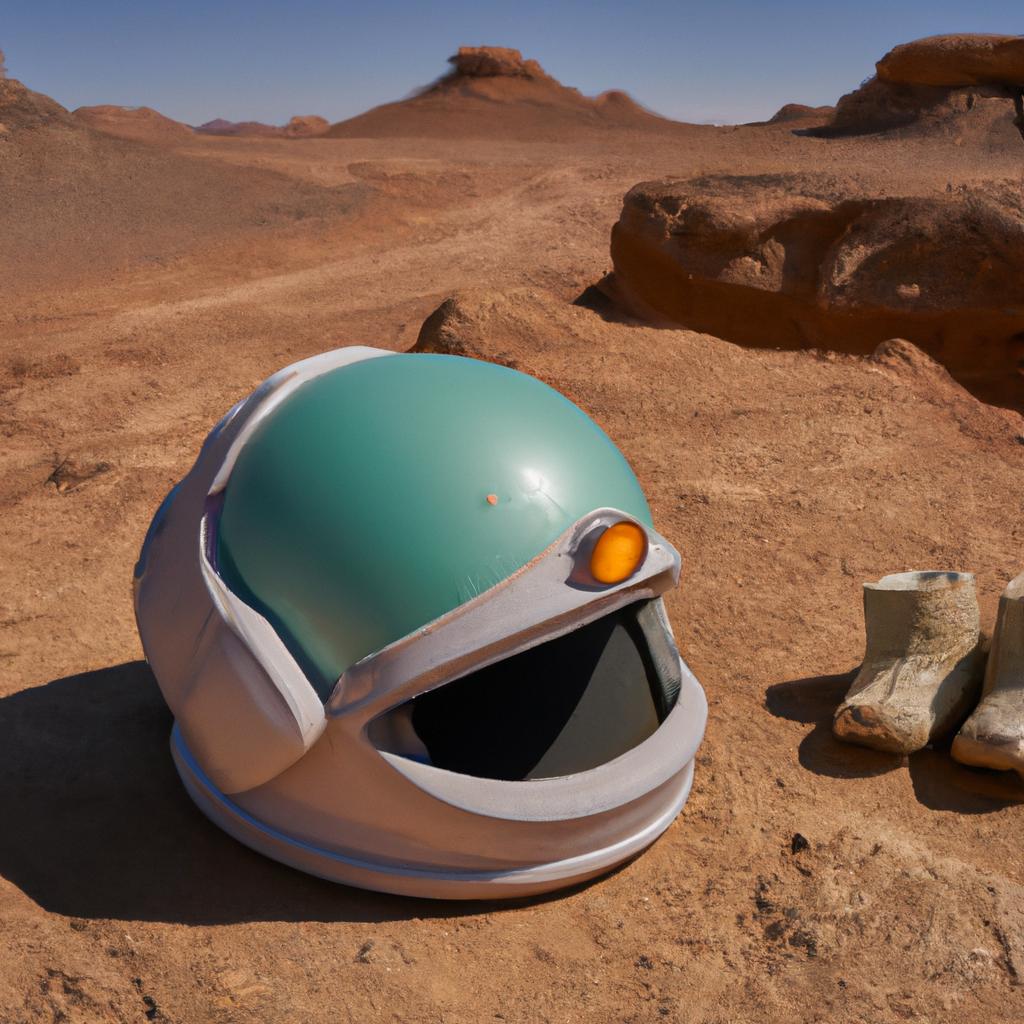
[[327, 46, 679, 139]]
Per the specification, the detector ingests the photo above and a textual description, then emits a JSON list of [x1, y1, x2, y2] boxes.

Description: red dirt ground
[[2, 47, 1023, 1023]]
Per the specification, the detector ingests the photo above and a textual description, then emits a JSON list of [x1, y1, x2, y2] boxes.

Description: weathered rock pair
[[834, 571, 1024, 779]]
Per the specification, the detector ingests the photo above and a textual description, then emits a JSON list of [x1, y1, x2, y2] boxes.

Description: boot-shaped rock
[[952, 572, 1024, 779], [833, 571, 985, 754]]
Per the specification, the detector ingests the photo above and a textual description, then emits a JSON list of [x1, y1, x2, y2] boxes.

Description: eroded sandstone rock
[[447, 46, 551, 82], [608, 173, 1024, 409], [283, 115, 329, 138], [876, 34, 1024, 88], [828, 77, 1018, 138]]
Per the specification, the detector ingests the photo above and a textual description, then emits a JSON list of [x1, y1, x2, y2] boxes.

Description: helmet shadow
[[0, 662, 591, 923]]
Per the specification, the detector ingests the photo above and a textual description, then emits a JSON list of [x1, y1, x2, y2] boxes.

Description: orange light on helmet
[[589, 521, 647, 584]]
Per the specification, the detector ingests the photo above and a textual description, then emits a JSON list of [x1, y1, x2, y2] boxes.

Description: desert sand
[[1, 39, 1023, 1023]]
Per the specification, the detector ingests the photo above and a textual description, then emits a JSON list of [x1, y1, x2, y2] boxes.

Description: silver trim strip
[[172, 723, 696, 899]]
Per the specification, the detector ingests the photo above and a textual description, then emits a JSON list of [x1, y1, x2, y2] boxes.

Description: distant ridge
[[195, 115, 329, 138]]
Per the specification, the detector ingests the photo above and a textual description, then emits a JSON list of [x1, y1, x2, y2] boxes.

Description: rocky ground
[[1, 39, 1023, 1024]]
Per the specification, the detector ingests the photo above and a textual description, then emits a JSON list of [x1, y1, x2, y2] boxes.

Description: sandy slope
[[72, 105, 195, 144], [2, 58, 1024, 1023]]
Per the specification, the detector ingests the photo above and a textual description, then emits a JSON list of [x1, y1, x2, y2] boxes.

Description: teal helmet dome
[[216, 353, 652, 698], [134, 346, 706, 899]]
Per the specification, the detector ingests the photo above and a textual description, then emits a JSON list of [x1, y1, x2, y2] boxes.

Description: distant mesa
[[327, 45, 679, 139], [812, 34, 1024, 141], [195, 115, 329, 138], [606, 173, 1024, 410], [73, 104, 194, 143]]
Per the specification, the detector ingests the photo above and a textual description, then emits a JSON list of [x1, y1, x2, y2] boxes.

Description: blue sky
[[3, 1, 1020, 125]]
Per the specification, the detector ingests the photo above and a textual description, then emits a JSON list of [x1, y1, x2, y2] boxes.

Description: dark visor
[[369, 599, 681, 781]]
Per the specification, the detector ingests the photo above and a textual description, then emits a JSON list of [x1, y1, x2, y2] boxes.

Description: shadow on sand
[[0, 662, 585, 924], [765, 671, 1022, 813]]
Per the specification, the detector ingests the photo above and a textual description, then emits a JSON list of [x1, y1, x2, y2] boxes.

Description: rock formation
[[327, 45, 676, 139], [876, 34, 1024, 87], [73, 105, 194, 143], [607, 173, 1024, 409], [444, 45, 553, 82], [0, 48, 6, 78], [815, 34, 1024, 141], [282, 115, 329, 137]]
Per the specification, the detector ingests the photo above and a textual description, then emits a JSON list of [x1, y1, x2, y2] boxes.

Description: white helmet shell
[[134, 347, 707, 898]]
